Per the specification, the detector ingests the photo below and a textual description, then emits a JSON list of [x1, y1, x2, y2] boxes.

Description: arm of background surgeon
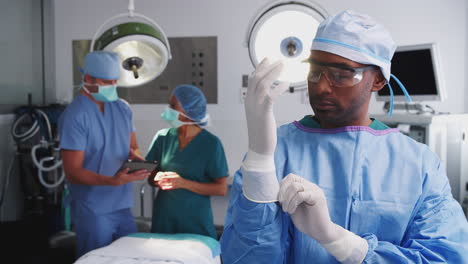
[[129, 132, 145, 161], [361, 159, 468, 263], [61, 149, 149, 186], [182, 176, 228, 196], [220, 169, 289, 264], [62, 149, 117, 185]]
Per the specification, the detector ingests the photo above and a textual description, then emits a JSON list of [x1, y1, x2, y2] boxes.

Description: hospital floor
[[1, 217, 76, 264]]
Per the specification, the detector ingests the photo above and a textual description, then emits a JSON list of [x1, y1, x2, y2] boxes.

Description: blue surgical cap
[[173, 84, 207, 122], [80, 51, 121, 80], [311, 10, 395, 82]]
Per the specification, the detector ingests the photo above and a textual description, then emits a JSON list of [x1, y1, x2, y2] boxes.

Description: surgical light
[[90, 0, 171, 87], [245, 1, 327, 91]]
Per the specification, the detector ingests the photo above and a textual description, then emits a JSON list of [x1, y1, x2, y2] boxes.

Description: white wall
[[0, 0, 49, 221], [0, 0, 43, 106], [49, 0, 467, 225], [0, 115, 23, 221], [44, 0, 56, 104], [466, 1, 468, 113]]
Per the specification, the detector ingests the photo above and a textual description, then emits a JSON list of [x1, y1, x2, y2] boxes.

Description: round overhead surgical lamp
[[245, 1, 327, 91], [90, 0, 172, 87]]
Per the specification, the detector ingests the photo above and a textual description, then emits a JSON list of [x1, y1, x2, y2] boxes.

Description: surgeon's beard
[[310, 90, 372, 128]]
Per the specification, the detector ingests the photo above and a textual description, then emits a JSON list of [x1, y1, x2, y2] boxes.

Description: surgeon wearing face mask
[[58, 51, 151, 259], [145, 84, 229, 239], [221, 10, 468, 264]]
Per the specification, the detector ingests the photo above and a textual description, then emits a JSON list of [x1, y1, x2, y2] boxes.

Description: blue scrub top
[[58, 95, 135, 214], [221, 115, 468, 263], [146, 128, 228, 239], [299, 115, 390, 130]]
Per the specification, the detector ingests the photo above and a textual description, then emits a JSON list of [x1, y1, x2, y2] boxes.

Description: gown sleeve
[[220, 167, 291, 264]]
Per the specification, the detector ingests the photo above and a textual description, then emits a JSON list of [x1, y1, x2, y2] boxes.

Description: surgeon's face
[[83, 74, 117, 92], [307, 51, 385, 128], [169, 95, 183, 112], [168, 95, 191, 122]]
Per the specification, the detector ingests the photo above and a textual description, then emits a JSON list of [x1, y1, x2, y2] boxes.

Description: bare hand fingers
[[130, 169, 149, 176], [159, 180, 173, 190], [158, 172, 179, 180], [119, 168, 131, 175]]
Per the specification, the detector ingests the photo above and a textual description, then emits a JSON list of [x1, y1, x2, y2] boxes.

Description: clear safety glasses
[[305, 59, 378, 88]]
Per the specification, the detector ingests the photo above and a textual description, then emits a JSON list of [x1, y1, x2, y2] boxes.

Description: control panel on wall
[[72, 37, 218, 104]]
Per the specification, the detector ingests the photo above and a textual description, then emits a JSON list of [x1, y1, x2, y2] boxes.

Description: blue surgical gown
[[146, 128, 229, 239], [221, 116, 468, 263]]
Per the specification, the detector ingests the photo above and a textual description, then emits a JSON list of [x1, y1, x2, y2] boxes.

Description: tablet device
[[120, 159, 159, 173]]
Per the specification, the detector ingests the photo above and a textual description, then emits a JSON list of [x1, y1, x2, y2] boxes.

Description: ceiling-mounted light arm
[[89, 0, 172, 59], [128, 0, 135, 17]]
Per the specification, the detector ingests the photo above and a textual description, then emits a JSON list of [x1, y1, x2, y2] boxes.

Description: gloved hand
[[244, 58, 289, 157], [279, 174, 369, 263], [241, 58, 289, 203]]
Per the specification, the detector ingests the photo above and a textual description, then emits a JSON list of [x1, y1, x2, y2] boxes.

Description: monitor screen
[[376, 43, 444, 102]]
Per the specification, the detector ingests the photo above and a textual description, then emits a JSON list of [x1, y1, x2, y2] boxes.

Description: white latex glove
[[279, 174, 369, 263], [244, 58, 289, 157], [241, 58, 289, 203]]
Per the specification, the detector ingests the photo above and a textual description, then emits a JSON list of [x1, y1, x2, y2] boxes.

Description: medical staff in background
[[146, 84, 229, 239], [59, 51, 150, 258], [221, 10, 468, 263]]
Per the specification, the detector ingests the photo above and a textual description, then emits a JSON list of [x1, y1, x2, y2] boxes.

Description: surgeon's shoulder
[[116, 98, 133, 112], [107, 99, 133, 121], [148, 127, 173, 146], [389, 131, 426, 148], [58, 96, 89, 129], [61, 95, 89, 119], [202, 129, 224, 147], [117, 98, 130, 107], [277, 121, 302, 138], [154, 127, 172, 138], [397, 133, 448, 192], [391, 131, 441, 165]]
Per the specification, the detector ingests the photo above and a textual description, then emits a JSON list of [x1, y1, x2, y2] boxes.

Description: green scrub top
[[145, 128, 229, 239]]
